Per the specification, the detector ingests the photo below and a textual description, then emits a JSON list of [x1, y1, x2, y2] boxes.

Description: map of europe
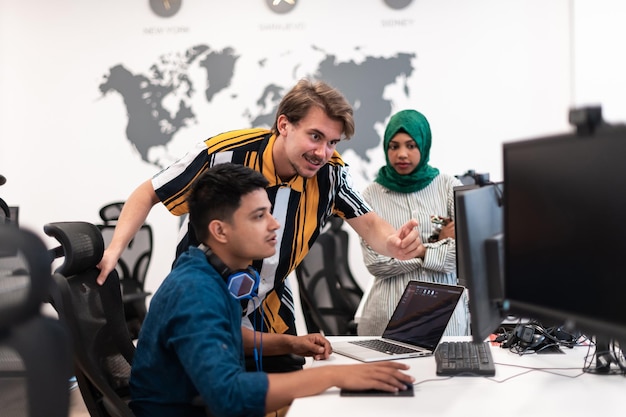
[[99, 44, 415, 170]]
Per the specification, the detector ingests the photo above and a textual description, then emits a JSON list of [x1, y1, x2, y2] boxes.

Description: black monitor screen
[[455, 183, 505, 343], [503, 125, 626, 343]]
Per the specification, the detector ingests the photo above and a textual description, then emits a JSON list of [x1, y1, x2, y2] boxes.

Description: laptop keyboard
[[435, 341, 496, 376], [349, 339, 422, 355]]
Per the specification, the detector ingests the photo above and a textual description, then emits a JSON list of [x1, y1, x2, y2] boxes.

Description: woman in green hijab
[[358, 109, 470, 336]]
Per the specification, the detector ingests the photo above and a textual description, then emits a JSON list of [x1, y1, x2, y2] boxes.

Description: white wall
[[571, 0, 626, 123], [1, 0, 625, 333]]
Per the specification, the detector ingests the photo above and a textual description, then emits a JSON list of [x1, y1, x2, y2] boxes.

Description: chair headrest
[[0, 224, 52, 329], [43, 222, 104, 276], [98, 202, 125, 224], [328, 216, 344, 232]]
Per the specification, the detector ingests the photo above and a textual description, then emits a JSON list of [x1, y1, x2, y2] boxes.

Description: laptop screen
[[382, 281, 463, 350]]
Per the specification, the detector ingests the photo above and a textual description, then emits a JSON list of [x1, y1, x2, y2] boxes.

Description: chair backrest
[[98, 202, 153, 289], [44, 221, 136, 417], [0, 224, 72, 417], [97, 202, 153, 339], [0, 190, 19, 256], [295, 217, 363, 335], [326, 217, 364, 307], [0, 190, 10, 225]]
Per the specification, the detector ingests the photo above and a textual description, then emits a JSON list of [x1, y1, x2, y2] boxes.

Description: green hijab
[[375, 109, 440, 193]]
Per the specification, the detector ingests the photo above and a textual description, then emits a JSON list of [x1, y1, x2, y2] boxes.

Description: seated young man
[[129, 163, 414, 417]]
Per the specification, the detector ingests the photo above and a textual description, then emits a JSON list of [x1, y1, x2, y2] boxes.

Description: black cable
[[582, 339, 626, 375], [483, 180, 504, 206], [611, 341, 626, 371], [495, 321, 585, 353]]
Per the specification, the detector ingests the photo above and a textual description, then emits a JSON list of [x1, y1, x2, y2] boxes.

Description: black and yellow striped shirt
[[152, 128, 371, 335]]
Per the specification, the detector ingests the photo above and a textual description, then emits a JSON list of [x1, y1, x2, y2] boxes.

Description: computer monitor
[[454, 183, 505, 343], [502, 125, 626, 345]]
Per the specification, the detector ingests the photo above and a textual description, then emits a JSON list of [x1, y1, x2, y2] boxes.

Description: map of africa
[[99, 44, 415, 170]]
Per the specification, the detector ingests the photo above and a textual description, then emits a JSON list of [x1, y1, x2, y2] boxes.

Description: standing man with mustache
[[97, 78, 426, 373]]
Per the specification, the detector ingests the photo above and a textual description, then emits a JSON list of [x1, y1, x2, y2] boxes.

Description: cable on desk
[[412, 376, 453, 386], [582, 338, 626, 376], [494, 321, 590, 355], [415, 361, 585, 387], [490, 362, 585, 383]]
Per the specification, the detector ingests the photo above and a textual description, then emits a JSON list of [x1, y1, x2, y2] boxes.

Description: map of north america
[[99, 44, 415, 169]]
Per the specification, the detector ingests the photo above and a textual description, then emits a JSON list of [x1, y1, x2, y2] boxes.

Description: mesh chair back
[[326, 217, 363, 309], [295, 218, 363, 335], [0, 224, 72, 417], [45, 221, 136, 417], [98, 202, 152, 339]]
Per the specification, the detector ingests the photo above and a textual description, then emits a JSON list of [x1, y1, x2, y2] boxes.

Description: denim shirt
[[130, 247, 268, 417]]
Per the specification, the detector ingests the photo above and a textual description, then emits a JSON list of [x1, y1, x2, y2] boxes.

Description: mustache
[[303, 152, 324, 164]]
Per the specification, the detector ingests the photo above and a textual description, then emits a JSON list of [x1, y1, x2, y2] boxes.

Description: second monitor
[[455, 183, 505, 343]]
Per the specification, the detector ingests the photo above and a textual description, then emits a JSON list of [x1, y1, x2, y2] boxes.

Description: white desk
[[287, 336, 625, 417]]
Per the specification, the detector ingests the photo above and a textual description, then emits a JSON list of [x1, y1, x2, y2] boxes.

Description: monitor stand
[[594, 337, 617, 373]]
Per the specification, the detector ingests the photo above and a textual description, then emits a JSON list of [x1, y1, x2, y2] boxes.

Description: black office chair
[[0, 224, 72, 417], [326, 217, 364, 308], [295, 217, 363, 335], [0, 179, 18, 228], [97, 202, 152, 339], [45, 221, 136, 417], [0, 197, 10, 225]]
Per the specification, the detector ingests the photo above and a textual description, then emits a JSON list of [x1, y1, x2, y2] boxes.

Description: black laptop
[[332, 281, 464, 362]]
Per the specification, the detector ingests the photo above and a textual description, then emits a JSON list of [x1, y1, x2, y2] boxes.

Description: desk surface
[[287, 336, 625, 417]]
